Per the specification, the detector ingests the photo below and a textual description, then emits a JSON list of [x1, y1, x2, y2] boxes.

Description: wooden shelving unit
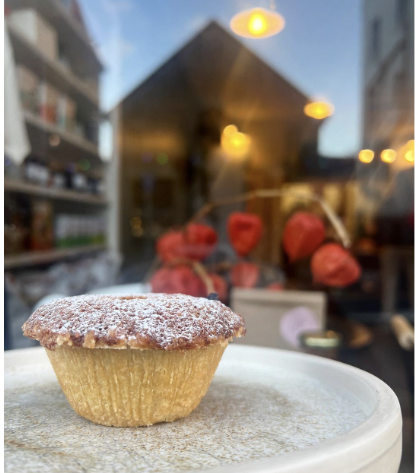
[[4, 245, 107, 270], [5, 0, 109, 270], [4, 178, 107, 205], [5, 0, 103, 75], [7, 23, 98, 115], [24, 110, 100, 157]]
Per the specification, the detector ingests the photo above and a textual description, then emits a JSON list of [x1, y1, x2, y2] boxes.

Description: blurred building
[[362, 0, 414, 171], [358, 0, 414, 322], [112, 21, 325, 265], [351, 0, 414, 246]]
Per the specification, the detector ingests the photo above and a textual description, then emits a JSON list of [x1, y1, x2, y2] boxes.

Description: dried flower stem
[[192, 261, 215, 293]]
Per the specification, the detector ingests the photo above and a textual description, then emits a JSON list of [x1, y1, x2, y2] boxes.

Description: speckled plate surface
[[5, 345, 402, 473]]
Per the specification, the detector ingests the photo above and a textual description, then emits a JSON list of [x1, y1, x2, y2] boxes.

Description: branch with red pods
[[144, 189, 360, 297]]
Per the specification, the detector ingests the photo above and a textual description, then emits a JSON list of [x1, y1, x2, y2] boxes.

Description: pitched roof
[[117, 20, 310, 122]]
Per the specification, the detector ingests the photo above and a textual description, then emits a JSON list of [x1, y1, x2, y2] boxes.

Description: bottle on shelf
[[57, 93, 77, 132], [38, 81, 59, 124], [16, 64, 39, 114], [24, 156, 50, 186], [30, 199, 54, 251], [4, 194, 30, 255], [54, 214, 106, 248]]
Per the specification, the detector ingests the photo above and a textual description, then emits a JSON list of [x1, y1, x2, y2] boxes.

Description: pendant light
[[230, 7, 285, 39], [304, 101, 334, 120]]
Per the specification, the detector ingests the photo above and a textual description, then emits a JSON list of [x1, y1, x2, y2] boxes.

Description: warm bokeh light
[[405, 140, 414, 163], [380, 149, 397, 163], [230, 8, 285, 39], [248, 13, 267, 36], [404, 150, 414, 162], [130, 216, 144, 237], [230, 132, 248, 148], [130, 217, 142, 228], [223, 124, 238, 136], [303, 101, 334, 120], [358, 149, 374, 163], [221, 126, 251, 156]]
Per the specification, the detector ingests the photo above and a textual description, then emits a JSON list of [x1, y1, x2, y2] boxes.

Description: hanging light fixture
[[304, 101, 334, 120], [230, 7, 285, 39]]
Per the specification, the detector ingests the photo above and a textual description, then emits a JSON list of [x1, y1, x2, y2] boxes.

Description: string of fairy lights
[[358, 141, 415, 165]]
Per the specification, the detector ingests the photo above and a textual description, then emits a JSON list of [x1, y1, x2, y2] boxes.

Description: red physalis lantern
[[156, 231, 185, 263], [156, 224, 217, 263], [150, 265, 205, 296], [150, 267, 173, 293], [227, 212, 263, 257], [283, 212, 325, 261], [208, 273, 228, 302], [230, 262, 260, 288], [311, 243, 361, 287], [183, 223, 218, 261]]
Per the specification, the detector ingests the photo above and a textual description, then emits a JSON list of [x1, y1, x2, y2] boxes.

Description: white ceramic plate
[[4, 345, 402, 473]]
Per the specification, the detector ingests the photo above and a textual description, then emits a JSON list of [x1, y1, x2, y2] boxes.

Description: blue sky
[[79, 0, 363, 157]]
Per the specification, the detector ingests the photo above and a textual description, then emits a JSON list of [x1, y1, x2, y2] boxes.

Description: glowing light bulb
[[230, 132, 247, 148], [404, 140, 414, 163], [381, 149, 397, 163], [223, 125, 238, 136], [404, 140, 415, 163], [358, 149, 374, 163], [221, 129, 251, 156], [230, 8, 285, 39], [405, 150, 414, 162], [304, 101, 334, 120], [248, 13, 267, 35]]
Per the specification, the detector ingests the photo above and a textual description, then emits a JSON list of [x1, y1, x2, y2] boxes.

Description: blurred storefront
[[112, 21, 322, 267]]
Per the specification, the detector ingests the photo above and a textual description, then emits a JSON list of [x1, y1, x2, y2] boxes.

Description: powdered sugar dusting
[[23, 294, 246, 350]]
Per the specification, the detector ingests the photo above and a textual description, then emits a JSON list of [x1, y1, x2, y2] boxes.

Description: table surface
[[5, 344, 402, 473]]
